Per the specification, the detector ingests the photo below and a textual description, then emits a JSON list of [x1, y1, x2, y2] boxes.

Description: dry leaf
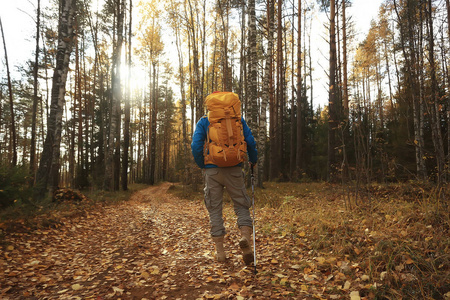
[[350, 291, 361, 300], [343, 281, 351, 290]]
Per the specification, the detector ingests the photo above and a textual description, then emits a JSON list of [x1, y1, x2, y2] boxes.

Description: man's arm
[[241, 118, 258, 164], [191, 117, 208, 169]]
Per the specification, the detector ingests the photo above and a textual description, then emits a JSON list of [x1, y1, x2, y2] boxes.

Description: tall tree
[[0, 17, 17, 167], [328, 0, 338, 181], [426, 0, 445, 183], [295, 0, 303, 177], [167, 0, 189, 184], [104, 0, 125, 191], [263, 0, 275, 184], [248, 0, 258, 153], [272, 0, 284, 179], [30, 0, 41, 181], [34, 0, 76, 198], [149, 61, 157, 185], [393, 0, 427, 180], [122, 0, 132, 191], [342, 0, 349, 119], [446, 0, 450, 176]]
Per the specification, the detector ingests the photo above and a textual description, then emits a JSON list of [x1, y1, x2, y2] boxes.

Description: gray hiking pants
[[203, 166, 253, 237]]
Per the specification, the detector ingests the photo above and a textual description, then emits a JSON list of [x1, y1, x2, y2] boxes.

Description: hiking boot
[[212, 236, 226, 262], [239, 226, 254, 266]]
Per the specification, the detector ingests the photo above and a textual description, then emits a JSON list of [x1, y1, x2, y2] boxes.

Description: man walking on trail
[[191, 91, 258, 265]]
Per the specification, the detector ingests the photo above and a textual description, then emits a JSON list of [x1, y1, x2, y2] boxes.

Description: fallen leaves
[[2, 182, 448, 299]]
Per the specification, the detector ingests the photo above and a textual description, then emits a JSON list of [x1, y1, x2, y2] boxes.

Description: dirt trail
[[1, 183, 271, 299]]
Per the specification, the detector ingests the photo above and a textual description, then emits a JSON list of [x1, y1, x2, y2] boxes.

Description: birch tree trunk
[[34, 0, 76, 199]]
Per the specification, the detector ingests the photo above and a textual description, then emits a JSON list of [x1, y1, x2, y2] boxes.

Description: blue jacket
[[191, 116, 258, 169]]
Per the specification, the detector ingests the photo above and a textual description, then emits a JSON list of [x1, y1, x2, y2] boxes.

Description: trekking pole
[[250, 164, 257, 275]]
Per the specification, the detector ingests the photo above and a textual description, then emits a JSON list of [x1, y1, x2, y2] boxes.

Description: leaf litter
[[1, 181, 448, 299]]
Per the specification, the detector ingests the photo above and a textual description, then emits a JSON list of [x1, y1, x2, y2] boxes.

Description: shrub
[[0, 164, 33, 209]]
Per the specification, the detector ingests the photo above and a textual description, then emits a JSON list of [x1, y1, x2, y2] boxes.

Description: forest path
[[2, 183, 307, 300]]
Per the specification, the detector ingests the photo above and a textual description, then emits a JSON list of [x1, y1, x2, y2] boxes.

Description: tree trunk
[[446, 0, 450, 177], [30, 0, 41, 181], [248, 0, 258, 142], [263, 0, 274, 184], [268, 0, 276, 180], [393, 0, 427, 180], [342, 0, 349, 119], [187, 0, 202, 123], [295, 0, 303, 177], [172, 2, 189, 184], [104, 0, 124, 191], [427, 0, 446, 184], [327, 0, 338, 182], [34, 0, 76, 199], [122, 0, 132, 191], [0, 17, 17, 167], [275, 0, 284, 179], [149, 62, 157, 185], [290, 2, 296, 179]]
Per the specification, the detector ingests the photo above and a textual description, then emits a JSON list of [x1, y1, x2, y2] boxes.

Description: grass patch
[[254, 182, 449, 299]]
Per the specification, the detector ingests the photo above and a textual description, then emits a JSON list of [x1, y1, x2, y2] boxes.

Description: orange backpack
[[204, 92, 247, 167]]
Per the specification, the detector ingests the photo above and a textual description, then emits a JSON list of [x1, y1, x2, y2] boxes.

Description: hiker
[[191, 91, 258, 265]]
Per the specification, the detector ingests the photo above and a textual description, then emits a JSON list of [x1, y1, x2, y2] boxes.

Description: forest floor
[[0, 181, 449, 299]]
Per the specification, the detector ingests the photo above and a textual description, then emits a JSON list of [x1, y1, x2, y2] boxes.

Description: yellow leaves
[[111, 286, 124, 296], [71, 283, 82, 291], [343, 280, 351, 290], [350, 291, 361, 300], [279, 277, 288, 286], [315, 256, 326, 264], [141, 271, 150, 279], [361, 274, 370, 282]]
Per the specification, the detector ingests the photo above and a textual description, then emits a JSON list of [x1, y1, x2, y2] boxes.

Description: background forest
[[1, 0, 450, 203]]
